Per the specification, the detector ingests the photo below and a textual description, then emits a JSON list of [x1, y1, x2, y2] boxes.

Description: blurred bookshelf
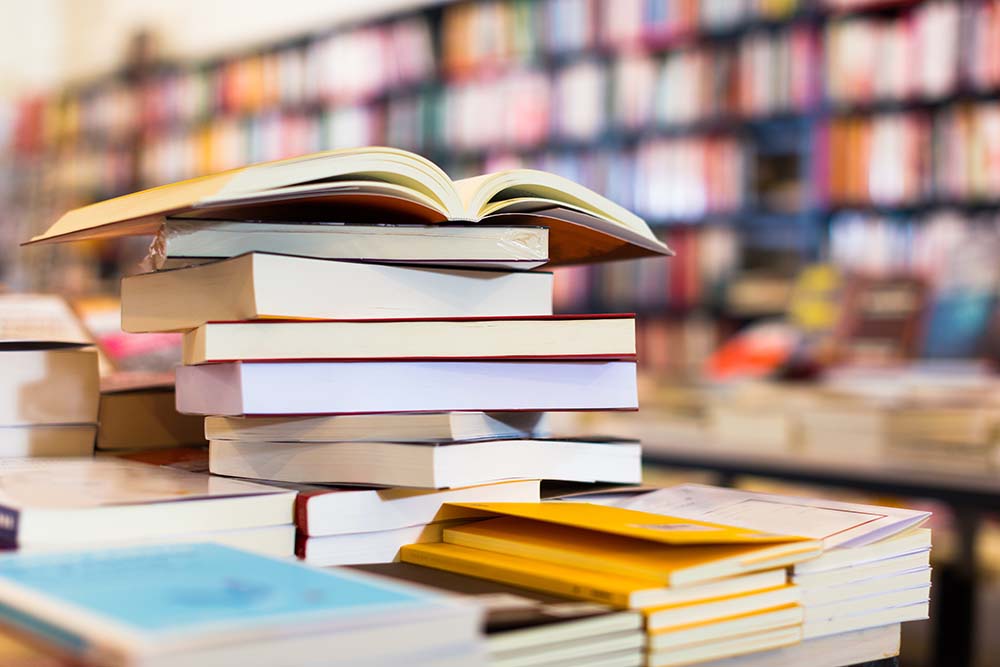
[[4, 0, 1000, 375]]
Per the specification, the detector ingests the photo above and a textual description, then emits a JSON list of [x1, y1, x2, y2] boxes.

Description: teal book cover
[[0, 543, 453, 652]]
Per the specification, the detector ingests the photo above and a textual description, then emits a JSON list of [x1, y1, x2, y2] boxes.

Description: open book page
[[619, 484, 930, 548], [455, 169, 654, 239], [203, 148, 462, 214]]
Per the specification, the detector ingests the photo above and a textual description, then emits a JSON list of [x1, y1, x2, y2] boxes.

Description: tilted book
[[26, 147, 672, 265]]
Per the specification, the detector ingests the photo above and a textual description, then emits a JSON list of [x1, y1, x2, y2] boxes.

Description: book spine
[[399, 545, 629, 608]]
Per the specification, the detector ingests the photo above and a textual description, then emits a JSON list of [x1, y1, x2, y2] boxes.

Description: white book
[[793, 528, 931, 574], [692, 624, 901, 667], [206, 412, 548, 444], [176, 360, 638, 416], [802, 603, 928, 639], [181, 314, 635, 364], [210, 438, 641, 488], [152, 220, 550, 270], [0, 458, 294, 547], [296, 480, 541, 536], [298, 521, 461, 566], [802, 585, 930, 624], [621, 484, 930, 548], [799, 567, 931, 606], [793, 550, 930, 587], [17, 524, 295, 559], [490, 630, 644, 667], [122, 253, 554, 333]]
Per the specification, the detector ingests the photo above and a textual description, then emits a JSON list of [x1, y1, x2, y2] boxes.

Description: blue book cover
[[0, 543, 465, 660]]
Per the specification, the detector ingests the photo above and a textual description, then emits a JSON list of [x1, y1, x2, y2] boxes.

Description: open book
[[27, 147, 672, 265]]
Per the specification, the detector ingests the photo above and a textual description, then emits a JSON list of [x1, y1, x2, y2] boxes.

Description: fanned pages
[[27, 147, 673, 265]]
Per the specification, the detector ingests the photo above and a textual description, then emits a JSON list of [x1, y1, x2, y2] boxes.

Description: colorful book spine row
[[821, 103, 1000, 206], [552, 225, 741, 314]]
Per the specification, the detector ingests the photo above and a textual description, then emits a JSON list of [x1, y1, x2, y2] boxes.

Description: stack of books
[[398, 501, 823, 667], [0, 295, 100, 457], [27, 147, 672, 566], [621, 484, 932, 664]]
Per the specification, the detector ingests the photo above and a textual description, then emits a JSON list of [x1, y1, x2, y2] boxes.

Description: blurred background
[[2, 0, 1000, 665]]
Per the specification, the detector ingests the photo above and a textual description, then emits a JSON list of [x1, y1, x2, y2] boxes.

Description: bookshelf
[[3, 0, 1000, 371]]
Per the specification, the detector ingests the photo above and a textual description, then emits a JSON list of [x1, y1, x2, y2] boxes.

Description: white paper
[[620, 484, 930, 548]]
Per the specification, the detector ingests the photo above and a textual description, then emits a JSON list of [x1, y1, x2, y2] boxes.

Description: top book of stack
[[24, 147, 672, 266]]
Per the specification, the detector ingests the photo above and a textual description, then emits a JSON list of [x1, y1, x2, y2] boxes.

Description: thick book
[[0, 543, 481, 667], [0, 347, 99, 426], [295, 480, 541, 536], [0, 424, 96, 457], [176, 360, 638, 415], [209, 437, 641, 487], [182, 314, 636, 364], [441, 515, 819, 586], [27, 147, 673, 265], [151, 220, 550, 270], [206, 412, 548, 443], [122, 253, 554, 333], [0, 458, 294, 547], [399, 542, 788, 609], [97, 376, 205, 450]]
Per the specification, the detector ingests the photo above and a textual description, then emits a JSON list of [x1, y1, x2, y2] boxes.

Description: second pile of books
[[120, 217, 643, 562]]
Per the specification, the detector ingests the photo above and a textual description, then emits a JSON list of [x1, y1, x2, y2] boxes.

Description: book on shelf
[[175, 360, 638, 415], [121, 253, 554, 333], [0, 458, 294, 548], [26, 147, 673, 265], [0, 543, 483, 667], [182, 314, 636, 364], [150, 220, 551, 270], [0, 347, 99, 427], [295, 480, 541, 537], [97, 373, 205, 450], [206, 412, 549, 444], [208, 437, 641, 487]]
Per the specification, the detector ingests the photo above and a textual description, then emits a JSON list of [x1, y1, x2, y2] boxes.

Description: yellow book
[[446, 501, 815, 545], [26, 148, 672, 266], [399, 542, 787, 610], [649, 603, 803, 652], [643, 584, 799, 631], [442, 515, 821, 586]]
